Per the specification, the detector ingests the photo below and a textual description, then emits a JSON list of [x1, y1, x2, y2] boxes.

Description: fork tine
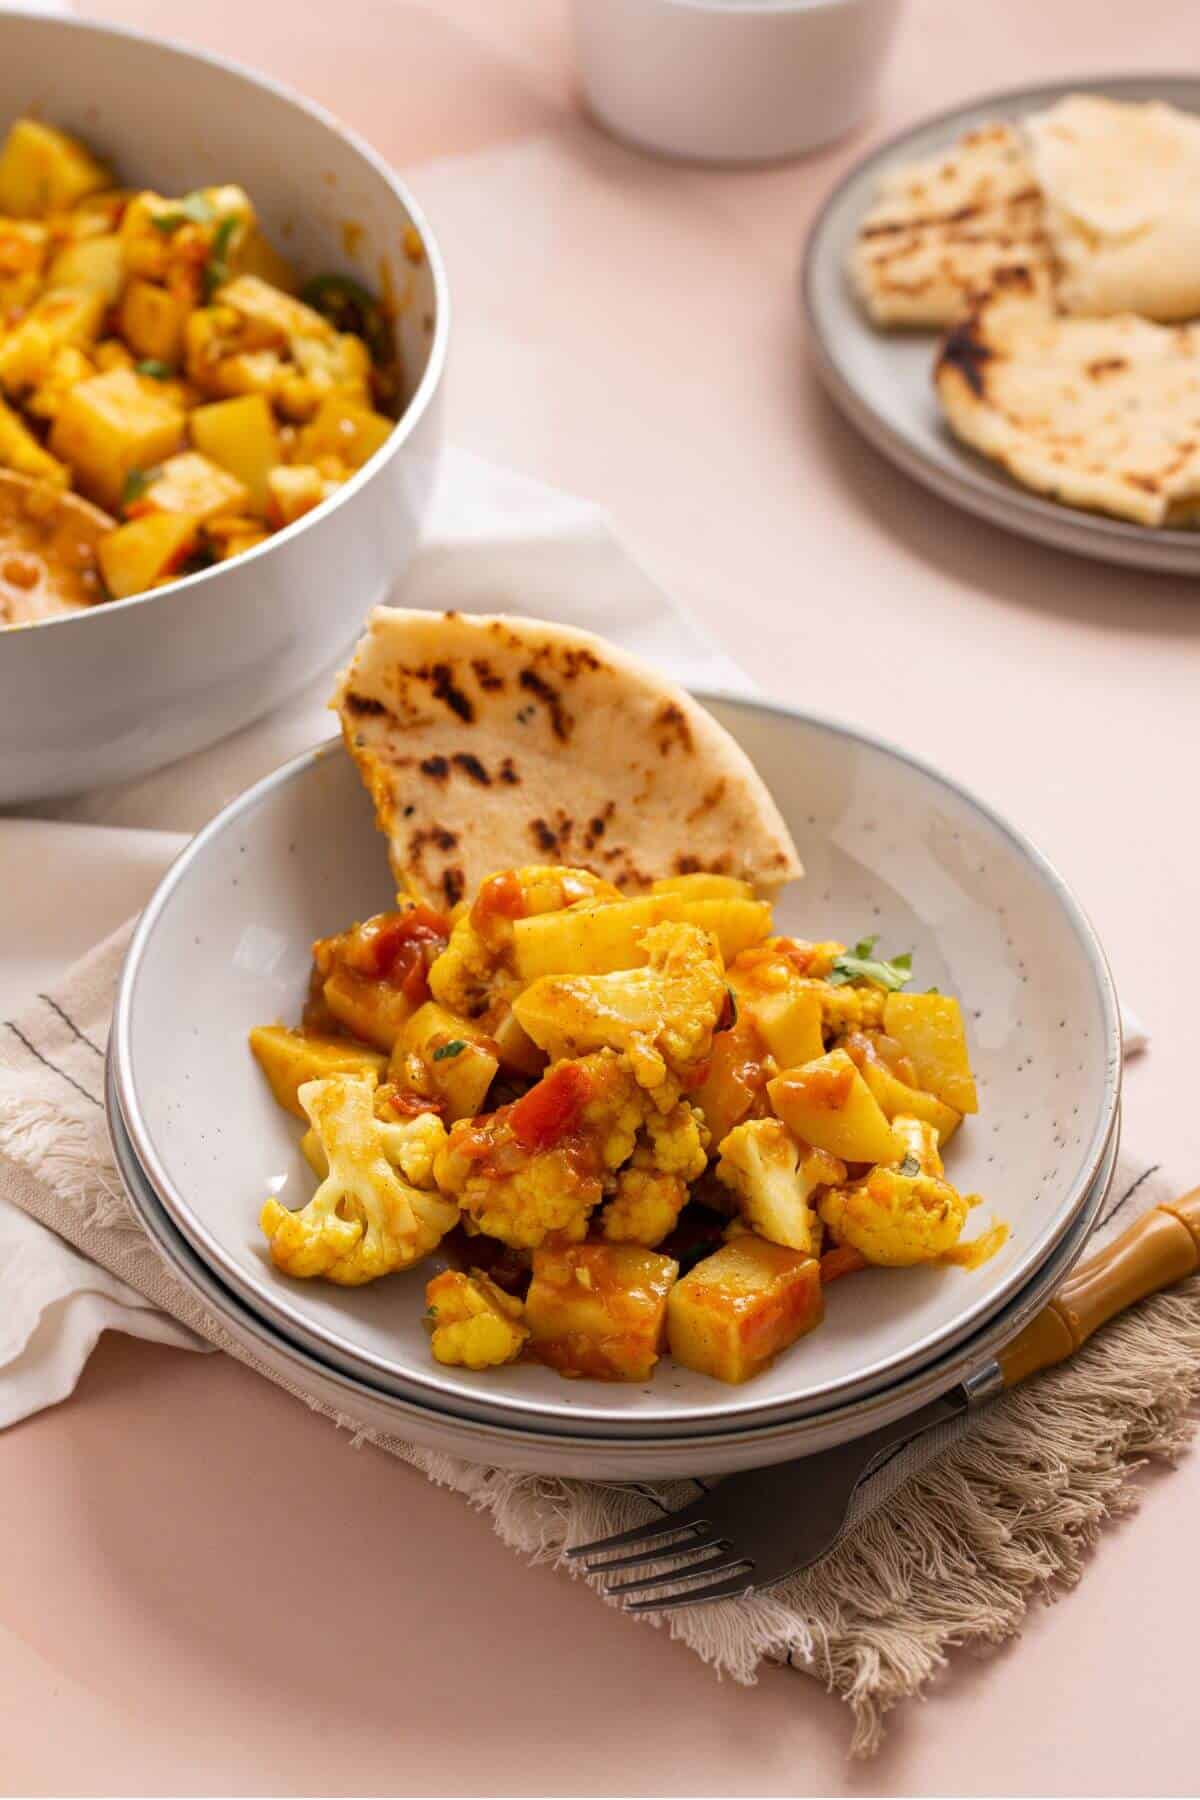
[[580, 1525, 717, 1577], [564, 1495, 711, 1562], [625, 1567, 757, 1613], [603, 1545, 737, 1597]]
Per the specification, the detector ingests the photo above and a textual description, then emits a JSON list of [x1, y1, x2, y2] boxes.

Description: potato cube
[[741, 984, 825, 1070], [0, 120, 110, 217], [511, 894, 771, 981], [768, 1050, 901, 1165], [189, 393, 279, 514], [46, 234, 125, 304], [858, 1055, 961, 1146], [882, 993, 978, 1114], [525, 1241, 679, 1381], [249, 1024, 387, 1119], [0, 396, 67, 484], [50, 368, 184, 509], [232, 227, 298, 293], [395, 1000, 498, 1121], [25, 346, 96, 424], [297, 393, 392, 467], [0, 219, 48, 312], [667, 1236, 823, 1383], [0, 288, 106, 394], [119, 278, 190, 365], [650, 874, 755, 901], [134, 451, 250, 523], [265, 462, 328, 528], [97, 512, 199, 598]]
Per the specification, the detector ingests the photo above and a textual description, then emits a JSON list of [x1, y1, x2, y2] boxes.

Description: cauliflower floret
[[512, 920, 726, 1097], [428, 865, 620, 1018], [260, 1074, 458, 1284], [817, 1115, 977, 1267], [642, 1100, 709, 1180], [603, 1166, 688, 1247], [716, 1118, 845, 1256], [424, 1268, 529, 1369], [434, 1051, 642, 1249], [379, 1107, 448, 1188]]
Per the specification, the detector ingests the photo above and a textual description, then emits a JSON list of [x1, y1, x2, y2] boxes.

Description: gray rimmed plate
[[803, 73, 1200, 575], [106, 1050, 1120, 1478], [111, 693, 1121, 1439]]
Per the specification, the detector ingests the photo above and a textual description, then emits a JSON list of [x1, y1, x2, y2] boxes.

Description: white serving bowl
[[113, 694, 1121, 1441], [0, 12, 448, 804], [108, 1054, 1119, 1478], [570, 0, 905, 165]]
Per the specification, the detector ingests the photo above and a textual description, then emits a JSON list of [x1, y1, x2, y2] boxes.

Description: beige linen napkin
[[1, 922, 1196, 1755]]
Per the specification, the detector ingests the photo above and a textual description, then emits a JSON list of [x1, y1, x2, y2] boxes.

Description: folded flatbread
[[851, 122, 1052, 328], [935, 274, 1200, 527], [1025, 94, 1200, 322], [334, 610, 803, 908]]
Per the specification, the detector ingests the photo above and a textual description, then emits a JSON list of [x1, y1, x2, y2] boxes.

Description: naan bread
[[851, 123, 1052, 328], [334, 610, 803, 908], [935, 275, 1200, 527], [1026, 94, 1200, 322]]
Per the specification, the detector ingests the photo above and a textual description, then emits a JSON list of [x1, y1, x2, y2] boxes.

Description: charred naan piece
[[851, 122, 1052, 329], [333, 610, 803, 910], [935, 274, 1200, 528], [1026, 93, 1200, 323]]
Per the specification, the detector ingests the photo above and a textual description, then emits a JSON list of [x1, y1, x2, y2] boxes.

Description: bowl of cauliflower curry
[[251, 867, 1000, 1387]]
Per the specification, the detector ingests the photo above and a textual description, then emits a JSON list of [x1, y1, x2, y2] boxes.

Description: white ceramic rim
[[802, 71, 1200, 574], [0, 7, 451, 635], [113, 691, 1123, 1430], [106, 1050, 1120, 1464]]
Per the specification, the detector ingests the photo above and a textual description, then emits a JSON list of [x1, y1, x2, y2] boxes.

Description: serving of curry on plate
[[249, 610, 1005, 1388], [0, 116, 400, 623]]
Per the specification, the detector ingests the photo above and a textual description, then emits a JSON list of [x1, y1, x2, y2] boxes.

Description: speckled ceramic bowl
[[107, 1052, 1119, 1477], [112, 695, 1121, 1439]]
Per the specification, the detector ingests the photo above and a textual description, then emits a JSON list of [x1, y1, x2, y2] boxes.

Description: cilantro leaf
[[150, 191, 215, 233], [432, 1039, 466, 1061], [136, 358, 174, 380], [120, 465, 158, 510], [827, 936, 913, 993], [201, 214, 238, 300]]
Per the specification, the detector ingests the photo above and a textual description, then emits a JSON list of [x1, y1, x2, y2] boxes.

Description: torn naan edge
[[333, 610, 802, 910], [851, 122, 1053, 329], [935, 274, 1200, 528], [1025, 93, 1200, 322]]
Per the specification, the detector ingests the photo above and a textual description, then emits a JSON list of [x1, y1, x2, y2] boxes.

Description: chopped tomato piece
[[364, 905, 451, 979], [509, 1062, 592, 1152], [471, 870, 528, 929]]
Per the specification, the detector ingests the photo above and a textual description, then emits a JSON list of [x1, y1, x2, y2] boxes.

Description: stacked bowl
[[109, 695, 1122, 1479]]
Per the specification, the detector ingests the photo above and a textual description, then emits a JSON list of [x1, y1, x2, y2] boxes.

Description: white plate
[[803, 73, 1200, 575], [112, 695, 1121, 1437], [106, 1052, 1120, 1478]]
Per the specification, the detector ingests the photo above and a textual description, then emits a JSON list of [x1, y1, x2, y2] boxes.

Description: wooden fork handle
[[998, 1188, 1200, 1389]]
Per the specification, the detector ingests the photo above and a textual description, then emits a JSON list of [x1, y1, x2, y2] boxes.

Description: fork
[[567, 1187, 1200, 1612]]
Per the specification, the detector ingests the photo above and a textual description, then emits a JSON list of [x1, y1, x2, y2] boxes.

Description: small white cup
[[571, 0, 905, 165]]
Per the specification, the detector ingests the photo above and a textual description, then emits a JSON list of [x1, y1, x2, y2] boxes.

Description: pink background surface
[[4, 1, 1200, 1792]]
